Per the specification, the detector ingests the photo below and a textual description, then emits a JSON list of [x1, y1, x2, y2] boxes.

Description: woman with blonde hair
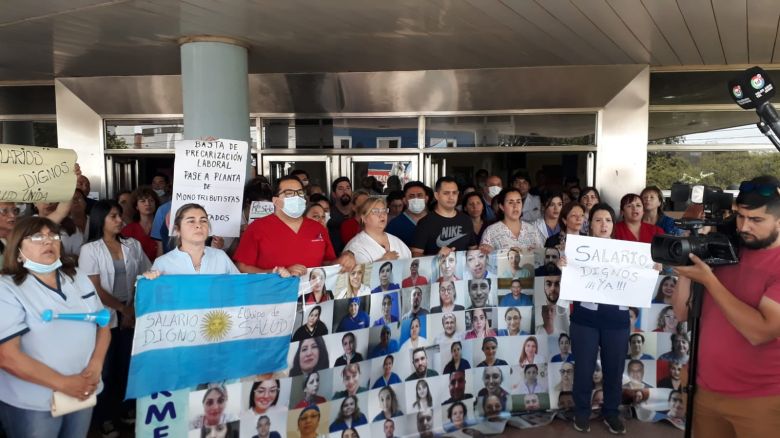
[[343, 196, 411, 264], [337, 264, 370, 299]]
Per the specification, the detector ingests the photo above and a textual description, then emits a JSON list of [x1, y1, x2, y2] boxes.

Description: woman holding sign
[[566, 203, 631, 434]]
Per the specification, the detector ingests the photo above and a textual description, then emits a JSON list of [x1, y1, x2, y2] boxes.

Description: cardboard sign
[[171, 139, 248, 237], [561, 235, 657, 308], [248, 201, 274, 223], [0, 144, 77, 203]]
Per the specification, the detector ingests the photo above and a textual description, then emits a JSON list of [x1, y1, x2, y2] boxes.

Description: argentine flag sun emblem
[[201, 310, 233, 342]]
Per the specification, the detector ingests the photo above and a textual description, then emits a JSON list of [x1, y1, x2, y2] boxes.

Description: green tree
[[106, 132, 129, 149], [646, 152, 694, 188]]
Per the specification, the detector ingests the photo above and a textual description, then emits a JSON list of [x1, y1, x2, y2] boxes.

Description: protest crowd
[[1, 161, 779, 438]]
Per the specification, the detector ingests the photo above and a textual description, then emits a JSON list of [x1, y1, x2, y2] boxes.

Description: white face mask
[[282, 196, 306, 218], [324, 212, 331, 224], [407, 198, 426, 214], [154, 189, 166, 197], [488, 185, 502, 199]]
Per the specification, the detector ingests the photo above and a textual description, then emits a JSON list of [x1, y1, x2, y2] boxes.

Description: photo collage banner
[[138, 248, 689, 437]]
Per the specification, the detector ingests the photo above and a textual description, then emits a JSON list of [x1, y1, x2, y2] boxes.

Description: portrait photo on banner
[[132, 250, 690, 436]]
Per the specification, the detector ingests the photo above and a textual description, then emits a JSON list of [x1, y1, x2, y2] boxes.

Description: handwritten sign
[[248, 200, 274, 223], [560, 235, 657, 308], [171, 139, 248, 237], [0, 144, 77, 202]]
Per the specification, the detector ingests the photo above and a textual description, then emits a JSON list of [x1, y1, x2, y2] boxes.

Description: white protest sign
[[561, 235, 657, 308], [248, 201, 274, 223], [0, 144, 77, 202], [171, 139, 247, 237]]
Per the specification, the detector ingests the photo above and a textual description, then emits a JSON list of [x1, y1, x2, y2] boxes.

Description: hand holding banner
[[0, 144, 77, 202], [560, 235, 657, 308]]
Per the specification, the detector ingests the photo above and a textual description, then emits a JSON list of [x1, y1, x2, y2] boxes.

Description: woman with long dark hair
[[462, 192, 489, 243], [481, 188, 545, 253], [79, 199, 150, 434], [568, 203, 631, 434], [121, 187, 160, 262]]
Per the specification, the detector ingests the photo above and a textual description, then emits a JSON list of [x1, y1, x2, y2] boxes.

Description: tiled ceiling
[[1, 0, 780, 81]]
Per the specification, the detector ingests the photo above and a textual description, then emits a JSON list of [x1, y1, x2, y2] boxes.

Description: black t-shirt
[[412, 210, 477, 255]]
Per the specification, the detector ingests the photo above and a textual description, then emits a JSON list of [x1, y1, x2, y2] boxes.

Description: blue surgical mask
[[20, 250, 62, 274], [282, 196, 306, 219]]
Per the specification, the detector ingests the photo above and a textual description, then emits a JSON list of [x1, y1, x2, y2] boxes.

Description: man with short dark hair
[[406, 348, 438, 380], [328, 176, 353, 253], [235, 175, 355, 274], [627, 333, 654, 360], [482, 175, 502, 221], [387, 181, 430, 247], [673, 176, 780, 437], [411, 176, 477, 256], [151, 173, 171, 204], [383, 419, 398, 438], [416, 409, 434, 438], [442, 371, 472, 404], [512, 171, 541, 222]]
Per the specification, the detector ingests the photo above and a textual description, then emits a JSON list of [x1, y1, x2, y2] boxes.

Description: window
[[425, 114, 596, 148], [261, 117, 419, 149]]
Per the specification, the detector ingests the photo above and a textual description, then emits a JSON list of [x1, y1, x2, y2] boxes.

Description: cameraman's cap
[[736, 176, 780, 208]]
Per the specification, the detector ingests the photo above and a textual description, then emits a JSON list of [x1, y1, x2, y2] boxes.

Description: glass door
[[260, 155, 338, 190], [341, 155, 419, 193]]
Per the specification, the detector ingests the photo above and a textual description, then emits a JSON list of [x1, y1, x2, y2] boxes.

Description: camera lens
[[670, 241, 685, 258]]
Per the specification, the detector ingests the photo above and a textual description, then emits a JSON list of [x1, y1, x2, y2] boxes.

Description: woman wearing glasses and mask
[[0, 216, 110, 438], [343, 197, 411, 264]]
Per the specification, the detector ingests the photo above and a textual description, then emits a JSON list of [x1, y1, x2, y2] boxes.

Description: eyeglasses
[[739, 181, 780, 197], [559, 368, 574, 375], [279, 189, 306, 198], [369, 208, 390, 216], [25, 233, 62, 243], [0, 207, 20, 216]]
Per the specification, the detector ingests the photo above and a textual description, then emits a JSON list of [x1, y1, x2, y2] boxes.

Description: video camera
[[650, 183, 739, 267]]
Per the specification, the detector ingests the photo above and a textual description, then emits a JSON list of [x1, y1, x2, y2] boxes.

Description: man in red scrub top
[[234, 175, 356, 276]]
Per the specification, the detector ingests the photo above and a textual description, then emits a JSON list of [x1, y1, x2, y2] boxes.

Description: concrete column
[[179, 36, 250, 150], [595, 66, 650, 209]]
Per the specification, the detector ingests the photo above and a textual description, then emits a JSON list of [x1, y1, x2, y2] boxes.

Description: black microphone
[[728, 66, 775, 109], [729, 66, 780, 152]]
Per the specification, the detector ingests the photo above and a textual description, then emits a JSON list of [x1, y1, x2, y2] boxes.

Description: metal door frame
[[260, 154, 338, 186]]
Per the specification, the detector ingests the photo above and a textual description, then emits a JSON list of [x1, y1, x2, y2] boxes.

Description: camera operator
[[672, 175, 780, 437]]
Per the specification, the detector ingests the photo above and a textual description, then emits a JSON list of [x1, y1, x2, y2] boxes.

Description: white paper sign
[[560, 235, 657, 308], [171, 139, 248, 237], [248, 201, 274, 223]]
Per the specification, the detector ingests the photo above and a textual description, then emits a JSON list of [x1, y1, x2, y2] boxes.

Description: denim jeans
[[570, 321, 630, 419], [0, 399, 92, 438]]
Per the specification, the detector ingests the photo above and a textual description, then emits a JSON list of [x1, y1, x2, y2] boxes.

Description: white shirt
[[79, 237, 151, 328], [480, 220, 545, 251], [61, 219, 89, 257], [343, 231, 411, 264]]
